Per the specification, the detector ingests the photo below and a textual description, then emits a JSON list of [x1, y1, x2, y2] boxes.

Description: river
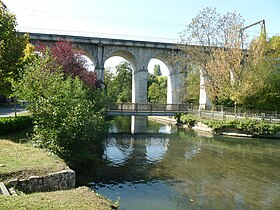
[[77, 116, 280, 210]]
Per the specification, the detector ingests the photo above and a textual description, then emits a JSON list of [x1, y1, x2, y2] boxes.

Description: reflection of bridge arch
[[103, 137, 134, 167], [145, 138, 169, 163]]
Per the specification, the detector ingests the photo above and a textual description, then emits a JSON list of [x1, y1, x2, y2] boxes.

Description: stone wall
[[7, 169, 75, 193]]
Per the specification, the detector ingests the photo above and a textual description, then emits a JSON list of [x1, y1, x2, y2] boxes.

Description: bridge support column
[[167, 72, 185, 104], [199, 68, 211, 109], [95, 67, 104, 82], [132, 70, 147, 103]]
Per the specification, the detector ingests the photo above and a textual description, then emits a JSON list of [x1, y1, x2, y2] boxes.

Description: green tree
[[104, 61, 132, 102], [153, 64, 162, 76], [234, 35, 280, 111], [185, 66, 200, 105], [14, 51, 107, 165], [0, 3, 28, 95], [148, 76, 167, 103]]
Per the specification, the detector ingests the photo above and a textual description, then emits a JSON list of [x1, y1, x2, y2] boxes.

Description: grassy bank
[[0, 132, 116, 210], [0, 186, 116, 210], [0, 139, 68, 182]]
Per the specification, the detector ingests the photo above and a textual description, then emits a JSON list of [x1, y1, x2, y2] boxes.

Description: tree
[[0, 3, 28, 95], [153, 64, 162, 76], [178, 7, 245, 105], [185, 66, 200, 105], [233, 35, 280, 111], [104, 61, 132, 102], [148, 76, 167, 103], [37, 40, 99, 89], [14, 50, 107, 165]]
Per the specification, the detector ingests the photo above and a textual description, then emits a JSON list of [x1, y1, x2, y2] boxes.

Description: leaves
[[0, 6, 28, 95], [14, 51, 107, 165]]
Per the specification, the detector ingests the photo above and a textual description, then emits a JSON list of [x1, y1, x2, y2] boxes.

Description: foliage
[[104, 61, 132, 102], [179, 113, 280, 135], [233, 35, 280, 111], [178, 7, 280, 111], [13, 51, 107, 165], [0, 116, 33, 135], [201, 118, 280, 135], [178, 7, 244, 105], [148, 76, 167, 103], [153, 64, 162, 76], [185, 66, 200, 105], [37, 40, 99, 89], [0, 5, 28, 95], [180, 114, 198, 126]]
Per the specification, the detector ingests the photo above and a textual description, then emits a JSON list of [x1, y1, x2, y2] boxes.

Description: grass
[[0, 139, 68, 182], [0, 186, 117, 210]]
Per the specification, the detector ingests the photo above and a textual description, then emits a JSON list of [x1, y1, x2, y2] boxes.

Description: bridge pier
[[95, 67, 105, 82], [199, 68, 211, 109], [167, 71, 186, 104], [132, 69, 147, 103]]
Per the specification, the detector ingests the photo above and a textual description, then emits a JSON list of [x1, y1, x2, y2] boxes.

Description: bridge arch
[[148, 52, 186, 104], [104, 50, 138, 72]]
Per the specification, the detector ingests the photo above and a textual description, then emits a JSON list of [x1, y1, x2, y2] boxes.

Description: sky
[[3, 0, 280, 75]]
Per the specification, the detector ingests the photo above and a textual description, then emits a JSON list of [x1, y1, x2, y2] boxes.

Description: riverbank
[[149, 115, 280, 139], [0, 132, 116, 209]]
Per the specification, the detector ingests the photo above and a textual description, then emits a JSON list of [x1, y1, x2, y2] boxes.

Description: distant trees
[[148, 65, 167, 103], [0, 4, 28, 95], [104, 61, 132, 102]]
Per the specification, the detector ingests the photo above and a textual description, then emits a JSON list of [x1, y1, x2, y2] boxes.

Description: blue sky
[[3, 0, 279, 74], [4, 0, 279, 39]]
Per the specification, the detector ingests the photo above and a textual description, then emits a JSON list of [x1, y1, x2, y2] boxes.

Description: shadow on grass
[[0, 126, 33, 143]]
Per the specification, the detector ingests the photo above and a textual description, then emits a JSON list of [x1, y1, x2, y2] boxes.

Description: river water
[[78, 116, 280, 210]]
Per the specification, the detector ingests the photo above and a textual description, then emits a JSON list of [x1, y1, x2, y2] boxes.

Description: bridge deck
[[108, 103, 188, 116]]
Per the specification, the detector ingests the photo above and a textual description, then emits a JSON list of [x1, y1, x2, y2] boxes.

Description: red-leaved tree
[[36, 40, 98, 89]]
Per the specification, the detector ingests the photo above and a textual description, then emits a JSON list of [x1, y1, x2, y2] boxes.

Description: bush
[[179, 114, 280, 135], [180, 114, 198, 126], [0, 116, 33, 135], [13, 52, 107, 165]]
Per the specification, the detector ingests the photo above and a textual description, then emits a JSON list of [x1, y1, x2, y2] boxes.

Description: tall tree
[[177, 7, 245, 105], [153, 64, 162, 76], [104, 61, 132, 102], [0, 3, 28, 95], [233, 35, 280, 111]]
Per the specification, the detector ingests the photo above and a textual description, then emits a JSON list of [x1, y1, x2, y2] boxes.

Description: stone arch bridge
[[25, 32, 209, 108]]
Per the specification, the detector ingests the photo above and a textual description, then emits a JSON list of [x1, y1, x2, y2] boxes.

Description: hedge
[[0, 116, 33, 135]]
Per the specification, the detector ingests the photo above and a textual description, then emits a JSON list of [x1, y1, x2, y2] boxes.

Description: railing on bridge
[[108, 103, 189, 116]]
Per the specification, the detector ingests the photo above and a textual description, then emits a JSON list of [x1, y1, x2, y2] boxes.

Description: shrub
[[0, 116, 33, 135], [180, 114, 198, 126], [13, 51, 107, 165]]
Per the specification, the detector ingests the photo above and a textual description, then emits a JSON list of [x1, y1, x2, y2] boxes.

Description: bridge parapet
[[108, 102, 189, 116]]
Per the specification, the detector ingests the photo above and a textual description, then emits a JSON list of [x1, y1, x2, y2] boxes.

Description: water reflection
[[109, 116, 176, 134], [103, 137, 134, 167], [184, 146, 201, 160], [146, 138, 169, 163], [80, 117, 280, 210]]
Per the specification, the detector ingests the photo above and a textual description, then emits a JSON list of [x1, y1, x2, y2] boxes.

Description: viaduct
[[25, 32, 210, 109]]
